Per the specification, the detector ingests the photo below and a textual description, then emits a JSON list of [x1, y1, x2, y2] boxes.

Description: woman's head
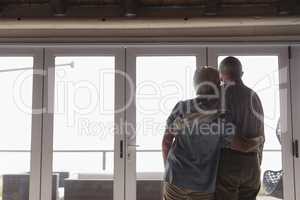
[[193, 66, 220, 96]]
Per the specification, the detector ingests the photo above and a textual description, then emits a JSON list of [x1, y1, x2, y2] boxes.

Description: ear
[[241, 71, 244, 78], [220, 73, 229, 82]]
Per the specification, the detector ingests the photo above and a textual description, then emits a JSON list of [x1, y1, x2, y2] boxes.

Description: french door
[[125, 45, 296, 200], [125, 47, 206, 200], [207, 46, 294, 200], [0, 45, 297, 200], [0, 47, 43, 200], [0, 48, 44, 200], [289, 46, 300, 200], [41, 47, 126, 200]]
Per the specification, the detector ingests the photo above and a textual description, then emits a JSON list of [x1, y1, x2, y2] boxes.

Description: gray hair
[[193, 66, 220, 95], [219, 56, 243, 81]]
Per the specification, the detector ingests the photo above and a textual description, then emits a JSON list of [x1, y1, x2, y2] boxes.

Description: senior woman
[[162, 67, 234, 200]]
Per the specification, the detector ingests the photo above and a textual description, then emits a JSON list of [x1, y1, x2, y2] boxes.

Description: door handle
[[120, 140, 124, 158], [295, 140, 299, 158], [293, 140, 299, 158]]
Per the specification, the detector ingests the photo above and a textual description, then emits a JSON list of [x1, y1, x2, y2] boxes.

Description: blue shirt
[[164, 97, 234, 193]]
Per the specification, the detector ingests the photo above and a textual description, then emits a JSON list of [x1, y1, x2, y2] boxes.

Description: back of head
[[193, 66, 220, 96], [219, 56, 243, 82]]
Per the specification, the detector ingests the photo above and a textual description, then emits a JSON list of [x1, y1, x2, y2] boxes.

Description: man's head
[[193, 66, 220, 96], [219, 56, 243, 83]]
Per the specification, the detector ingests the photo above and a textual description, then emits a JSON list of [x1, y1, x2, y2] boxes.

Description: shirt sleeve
[[221, 85, 236, 148], [166, 101, 184, 131], [162, 101, 183, 162], [252, 93, 265, 164]]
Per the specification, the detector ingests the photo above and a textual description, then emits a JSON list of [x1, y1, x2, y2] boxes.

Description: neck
[[226, 78, 243, 84]]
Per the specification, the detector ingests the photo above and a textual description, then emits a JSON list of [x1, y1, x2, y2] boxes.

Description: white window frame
[[42, 47, 126, 200], [0, 44, 296, 200], [207, 45, 294, 200], [0, 47, 44, 200], [289, 46, 300, 200]]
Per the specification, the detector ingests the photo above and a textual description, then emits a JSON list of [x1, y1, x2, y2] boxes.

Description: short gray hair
[[219, 56, 243, 80], [193, 66, 220, 95]]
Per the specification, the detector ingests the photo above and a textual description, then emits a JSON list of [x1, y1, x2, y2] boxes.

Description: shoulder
[[224, 83, 258, 97], [180, 98, 198, 107], [241, 85, 263, 112], [168, 98, 201, 117], [245, 86, 261, 101], [177, 98, 203, 112]]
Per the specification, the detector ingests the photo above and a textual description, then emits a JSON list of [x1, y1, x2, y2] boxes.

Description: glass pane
[[136, 56, 196, 197], [0, 57, 33, 200], [218, 56, 283, 200], [53, 57, 115, 200]]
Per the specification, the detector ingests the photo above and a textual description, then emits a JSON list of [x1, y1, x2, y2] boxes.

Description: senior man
[[216, 56, 265, 200]]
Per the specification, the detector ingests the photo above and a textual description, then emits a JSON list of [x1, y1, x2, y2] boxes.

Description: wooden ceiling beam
[[124, 0, 138, 17], [278, 0, 296, 15], [0, 3, 7, 15], [205, 0, 219, 16], [0, 2, 297, 18], [51, 0, 67, 16]]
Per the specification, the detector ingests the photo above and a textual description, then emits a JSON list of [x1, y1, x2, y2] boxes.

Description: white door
[[41, 47, 126, 200], [208, 46, 294, 200], [125, 46, 206, 200], [289, 46, 300, 200], [0, 45, 296, 200], [0, 48, 44, 200]]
